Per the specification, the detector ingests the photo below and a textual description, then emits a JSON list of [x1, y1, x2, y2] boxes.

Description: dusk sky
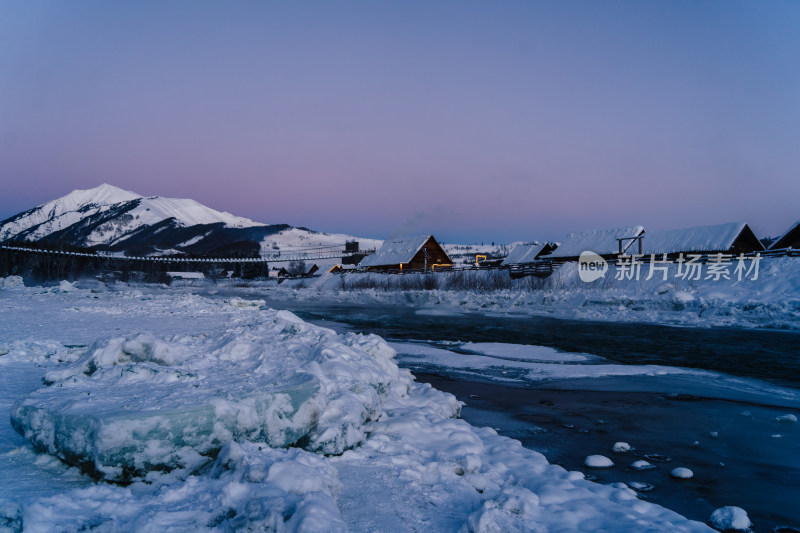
[[1, 1, 799, 243]]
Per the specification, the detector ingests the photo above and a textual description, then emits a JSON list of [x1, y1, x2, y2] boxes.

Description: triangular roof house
[[547, 226, 645, 261], [769, 220, 800, 250], [501, 242, 557, 265], [360, 235, 451, 270], [642, 222, 764, 256]]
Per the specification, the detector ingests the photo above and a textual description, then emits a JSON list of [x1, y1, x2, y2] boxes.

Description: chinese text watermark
[[579, 252, 761, 282]]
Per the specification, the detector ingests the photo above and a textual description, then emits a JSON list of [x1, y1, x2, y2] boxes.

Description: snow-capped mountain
[[0, 184, 379, 257], [0, 184, 263, 245]]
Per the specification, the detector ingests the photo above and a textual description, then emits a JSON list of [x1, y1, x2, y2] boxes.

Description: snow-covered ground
[[259, 227, 382, 258], [0, 277, 718, 532], [259, 228, 382, 276], [274, 256, 800, 330]]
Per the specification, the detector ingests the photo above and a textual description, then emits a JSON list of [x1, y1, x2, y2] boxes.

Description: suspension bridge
[[0, 243, 374, 264]]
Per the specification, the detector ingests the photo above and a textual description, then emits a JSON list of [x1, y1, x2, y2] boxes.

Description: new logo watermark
[[578, 251, 608, 282], [577, 252, 761, 283]]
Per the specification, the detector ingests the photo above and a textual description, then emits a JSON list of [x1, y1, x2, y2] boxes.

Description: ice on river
[[389, 339, 800, 408], [10, 310, 400, 481]]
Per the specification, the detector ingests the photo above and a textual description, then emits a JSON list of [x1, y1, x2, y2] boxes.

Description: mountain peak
[[62, 184, 141, 208]]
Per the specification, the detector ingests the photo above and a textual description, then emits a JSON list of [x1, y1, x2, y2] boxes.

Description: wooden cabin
[[359, 235, 452, 271], [501, 242, 558, 266], [276, 264, 319, 278], [769, 220, 800, 250], [547, 226, 645, 262], [642, 222, 764, 258]]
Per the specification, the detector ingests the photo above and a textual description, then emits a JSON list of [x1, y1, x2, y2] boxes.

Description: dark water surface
[[250, 298, 800, 388]]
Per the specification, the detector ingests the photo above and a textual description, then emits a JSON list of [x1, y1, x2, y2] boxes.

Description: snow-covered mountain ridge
[[0, 184, 379, 257], [0, 184, 262, 244]]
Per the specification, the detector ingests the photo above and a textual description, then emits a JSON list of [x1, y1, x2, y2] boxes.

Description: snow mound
[[0, 339, 83, 364], [462, 486, 541, 532], [10, 312, 404, 481], [631, 460, 656, 471], [671, 467, 694, 479], [55, 280, 75, 293], [0, 275, 25, 289], [584, 455, 614, 468], [612, 442, 631, 453], [709, 506, 751, 531]]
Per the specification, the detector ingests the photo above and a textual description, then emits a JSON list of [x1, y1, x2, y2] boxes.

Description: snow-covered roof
[[502, 242, 548, 265], [360, 235, 432, 267], [548, 226, 645, 259], [770, 220, 800, 250], [642, 222, 761, 255]]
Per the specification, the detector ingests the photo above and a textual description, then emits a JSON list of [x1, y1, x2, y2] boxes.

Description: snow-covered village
[[2, 3, 799, 533]]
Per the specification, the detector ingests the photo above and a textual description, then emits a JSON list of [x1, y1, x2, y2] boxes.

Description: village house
[[769, 220, 800, 250], [547, 226, 645, 262], [641, 222, 764, 258], [359, 235, 452, 271], [501, 241, 558, 266]]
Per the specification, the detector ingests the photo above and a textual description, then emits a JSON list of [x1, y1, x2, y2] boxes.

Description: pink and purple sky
[[1, 1, 798, 243]]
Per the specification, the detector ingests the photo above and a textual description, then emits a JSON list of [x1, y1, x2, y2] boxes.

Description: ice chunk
[[584, 455, 614, 468], [11, 374, 320, 481], [228, 297, 265, 308], [709, 506, 751, 531], [458, 342, 599, 362], [627, 481, 654, 492], [11, 311, 405, 481]]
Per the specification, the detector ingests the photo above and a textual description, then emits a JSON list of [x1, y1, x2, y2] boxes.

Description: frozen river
[[268, 300, 800, 388], [222, 292, 800, 532], [4, 281, 796, 531]]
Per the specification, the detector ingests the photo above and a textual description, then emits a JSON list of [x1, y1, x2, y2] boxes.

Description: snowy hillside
[[261, 227, 382, 257]]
